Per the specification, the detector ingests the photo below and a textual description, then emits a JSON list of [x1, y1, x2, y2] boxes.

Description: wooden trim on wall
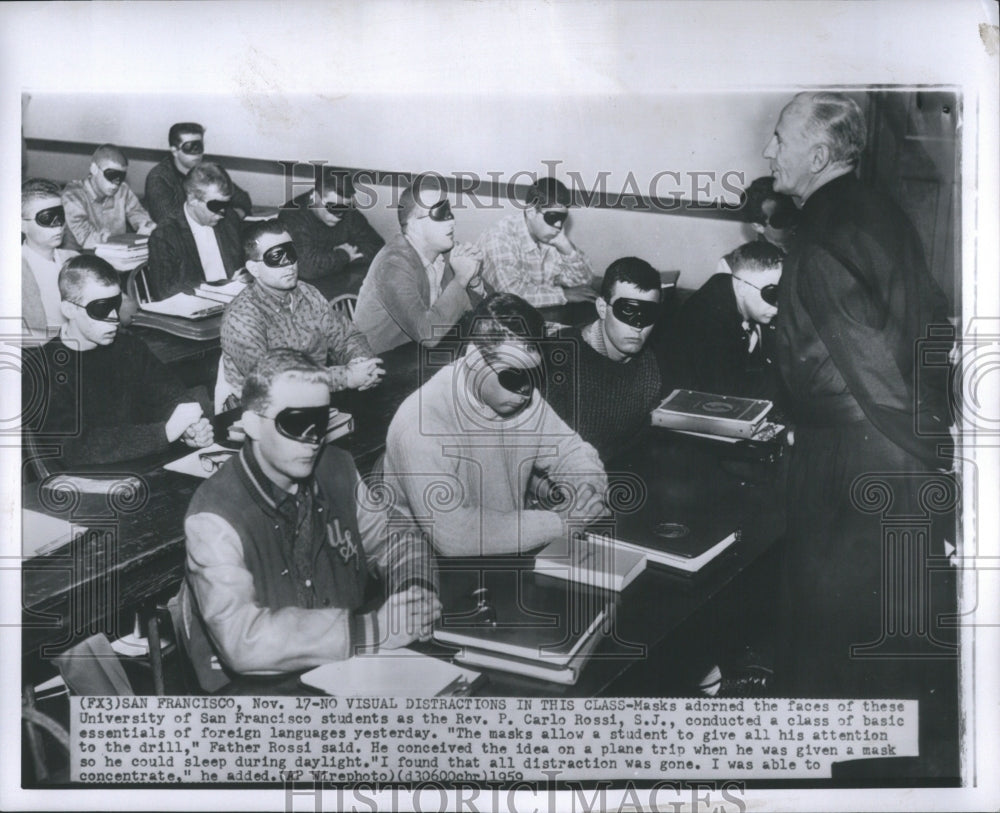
[[25, 137, 748, 221]]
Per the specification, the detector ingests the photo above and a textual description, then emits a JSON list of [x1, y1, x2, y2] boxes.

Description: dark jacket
[[143, 155, 252, 224], [146, 207, 245, 300]]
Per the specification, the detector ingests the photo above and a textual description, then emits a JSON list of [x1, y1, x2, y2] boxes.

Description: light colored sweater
[[383, 360, 607, 556]]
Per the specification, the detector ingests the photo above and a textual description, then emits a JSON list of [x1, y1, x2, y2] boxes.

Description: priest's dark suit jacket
[[146, 208, 245, 301]]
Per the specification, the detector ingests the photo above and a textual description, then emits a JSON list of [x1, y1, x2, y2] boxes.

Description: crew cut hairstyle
[[21, 178, 63, 208], [242, 348, 330, 413], [183, 162, 233, 199], [600, 257, 661, 301], [728, 240, 785, 276], [57, 254, 119, 302], [465, 293, 546, 362], [243, 219, 289, 260], [168, 122, 205, 147], [524, 176, 572, 209], [316, 167, 356, 200], [92, 144, 128, 167], [796, 91, 867, 168]]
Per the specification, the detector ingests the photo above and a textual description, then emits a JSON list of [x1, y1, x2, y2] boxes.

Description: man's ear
[[89, 162, 100, 178], [244, 259, 261, 282], [242, 409, 262, 441], [810, 142, 831, 173], [59, 299, 76, 320], [595, 296, 609, 321]]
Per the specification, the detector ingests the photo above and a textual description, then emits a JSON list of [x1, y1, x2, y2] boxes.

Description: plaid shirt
[[476, 212, 593, 307], [221, 280, 373, 398]]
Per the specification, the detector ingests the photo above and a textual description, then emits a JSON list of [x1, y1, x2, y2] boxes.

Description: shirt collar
[[239, 443, 306, 515], [250, 280, 298, 310]]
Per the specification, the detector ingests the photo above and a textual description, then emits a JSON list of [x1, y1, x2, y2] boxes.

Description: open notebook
[[300, 651, 483, 697]]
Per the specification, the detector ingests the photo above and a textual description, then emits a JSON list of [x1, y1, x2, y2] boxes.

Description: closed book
[[139, 293, 224, 320], [433, 563, 612, 668], [196, 280, 247, 303], [651, 389, 772, 439], [534, 533, 646, 592]]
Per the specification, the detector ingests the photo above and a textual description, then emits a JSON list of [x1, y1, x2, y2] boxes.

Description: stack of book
[[195, 280, 247, 304], [139, 293, 224, 320], [534, 532, 646, 591], [95, 233, 149, 271], [433, 564, 612, 685]]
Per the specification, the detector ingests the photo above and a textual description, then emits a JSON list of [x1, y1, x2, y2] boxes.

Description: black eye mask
[[78, 293, 123, 322], [261, 241, 298, 268], [611, 298, 659, 329], [265, 405, 330, 443]]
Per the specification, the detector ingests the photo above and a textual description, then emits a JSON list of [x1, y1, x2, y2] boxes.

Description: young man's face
[[525, 203, 569, 245], [171, 131, 205, 173], [60, 279, 122, 348], [248, 231, 299, 294], [22, 195, 66, 251], [598, 281, 660, 360], [313, 188, 352, 227], [473, 341, 542, 417], [407, 196, 455, 255], [251, 375, 330, 490], [733, 267, 782, 325], [187, 184, 230, 227], [762, 100, 817, 201], [90, 158, 127, 198]]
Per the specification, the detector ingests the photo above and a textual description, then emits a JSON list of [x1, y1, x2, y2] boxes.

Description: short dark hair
[[525, 177, 571, 209], [168, 122, 204, 148], [741, 176, 797, 228], [92, 144, 127, 167], [599, 257, 661, 302], [57, 255, 119, 302], [21, 178, 62, 210], [728, 240, 784, 276], [316, 167, 356, 200], [465, 293, 545, 361], [397, 174, 447, 232], [183, 162, 233, 199], [242, 348, 330, 413], [243, 219, 290, 260]]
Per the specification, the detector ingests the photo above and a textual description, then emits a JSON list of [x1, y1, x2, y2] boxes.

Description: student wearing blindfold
[[476, 176, 597, 308], [277, 168, 385, 299], [144, 121, 252, 224], [220, 220, 383, 408], [146, 162, 246, 301], [667, 240, 784, 402], [716, 176, 798, 275], [544, 257, 664, 464], [21, 255, 213, 469], [355, 176, 492, 353], [61, 144, 155, 250], [382, 293, 608, 557], [177, 348, 440, 692]]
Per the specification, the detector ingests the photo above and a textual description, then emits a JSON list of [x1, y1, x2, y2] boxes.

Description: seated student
[[354, 176, 490, 353], [668, 240, 784, 401], [146, 163, 245, 300], [22, 179, 140, 337], [220, 221, 384, 408], [60, 144, 155, 250], [717, 176, 797, 274], [177, 348, 440, 692], [382, 293, 607, 557], [545, 257, 663, 463], [22, 255, 213, 469], [476, 177, 596, 307], [277, 168, 385, 299], [144, 121, 252, 224]]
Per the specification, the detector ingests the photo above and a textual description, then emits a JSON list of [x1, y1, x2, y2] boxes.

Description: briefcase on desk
[[651, 389, 773, 439]]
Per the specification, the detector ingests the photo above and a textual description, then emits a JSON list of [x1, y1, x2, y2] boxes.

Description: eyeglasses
[[541, 210, 568, 228], [259, 241, 297, 268], [24, 205, 66, 228], [486, 359, 539, 396], [259, 405, 330, 444], [199, 449, 235, 473], [71, 292, 122, 322], [736, 276, 780, 306], [178, 139, 204, 155], [205, 199, 231, 215], [610, 297, 659, 329], [102, 168, 126, 185], [419, 199, 453, 222]]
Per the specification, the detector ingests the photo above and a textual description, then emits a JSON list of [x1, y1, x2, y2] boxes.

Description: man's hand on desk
[[165, 402, 208, 443], [345, 357, 386, 391], [378, 585, 443, 649]]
